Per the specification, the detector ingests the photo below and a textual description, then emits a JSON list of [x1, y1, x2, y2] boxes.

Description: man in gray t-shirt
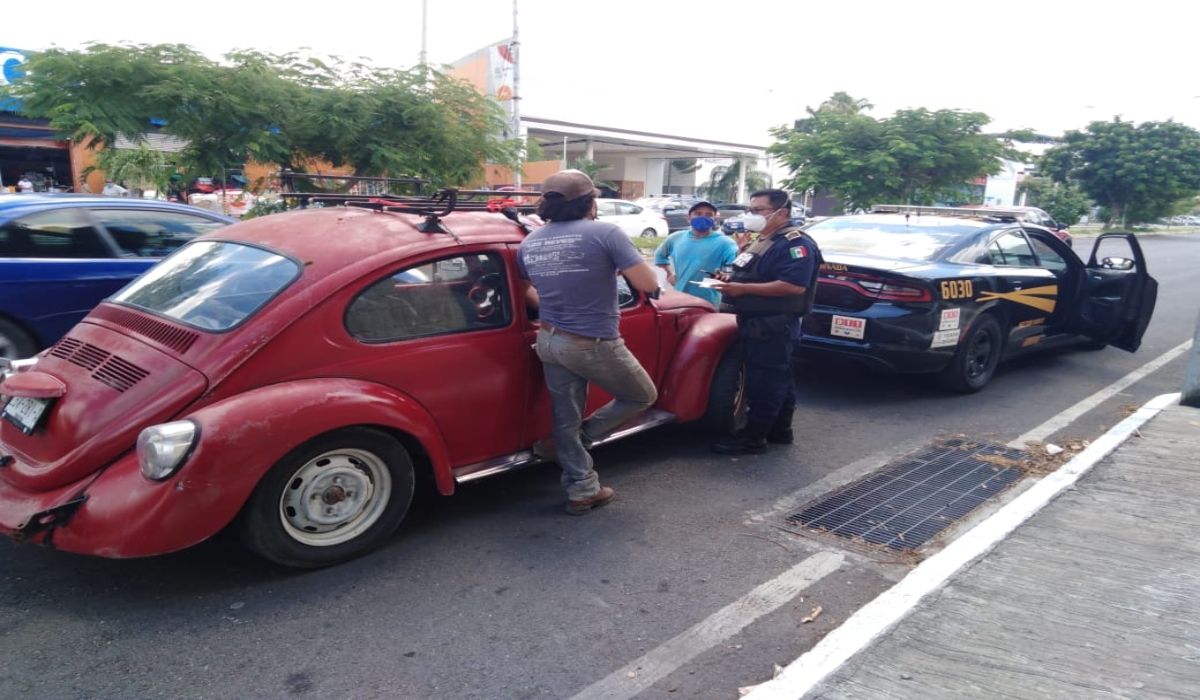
[[517, 170, 661, 515]]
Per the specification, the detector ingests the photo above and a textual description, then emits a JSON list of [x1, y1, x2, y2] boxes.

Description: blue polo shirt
[[653, 229, 738, 306]]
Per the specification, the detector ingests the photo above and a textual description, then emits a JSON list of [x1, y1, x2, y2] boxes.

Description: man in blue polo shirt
[[653, 200, 738, 307]]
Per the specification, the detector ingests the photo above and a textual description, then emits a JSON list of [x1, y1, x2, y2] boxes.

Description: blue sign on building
[[1, 47, 29, 112]]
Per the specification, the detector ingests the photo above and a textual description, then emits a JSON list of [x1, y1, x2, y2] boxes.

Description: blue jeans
[[536, 327, 657, 499]]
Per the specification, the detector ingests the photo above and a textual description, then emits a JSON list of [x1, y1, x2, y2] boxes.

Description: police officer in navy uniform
[[710, 188, 820, 455]]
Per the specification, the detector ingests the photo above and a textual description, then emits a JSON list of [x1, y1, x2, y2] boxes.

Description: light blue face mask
[[690, 216, 715, 232]]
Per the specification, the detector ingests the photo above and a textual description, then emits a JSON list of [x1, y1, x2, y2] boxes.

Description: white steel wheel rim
[[278, 447, 392, 547]]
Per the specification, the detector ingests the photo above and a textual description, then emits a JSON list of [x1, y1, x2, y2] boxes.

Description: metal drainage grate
[[784, 438, 1027, 552]]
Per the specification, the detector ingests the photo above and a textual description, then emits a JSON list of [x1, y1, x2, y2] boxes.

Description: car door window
[[91, 208, 229, 257], [346, 252, 511, 342], [1026, 235, 1068, 273], [616, 202, 641, 215], [988, 230, 1038, 267], [595, 201, 617, 217], [0, 209, 110, 258]]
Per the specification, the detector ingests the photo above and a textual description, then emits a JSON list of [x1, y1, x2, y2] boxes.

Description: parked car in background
[[957, 205, 1073, 247], [637, 195, 701, 233], [798, 205, 1157, 393], [595, 198, 669, 237], [0, 192, 745, 568], [715, 203, 749, 227], [0, 194, 235, 359]]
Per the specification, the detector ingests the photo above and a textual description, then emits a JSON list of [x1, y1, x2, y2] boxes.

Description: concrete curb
[[740, 392, 1183, 700]]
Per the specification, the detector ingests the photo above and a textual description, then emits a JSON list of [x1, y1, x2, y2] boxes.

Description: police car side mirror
[[1100, 256, 1134, 270]]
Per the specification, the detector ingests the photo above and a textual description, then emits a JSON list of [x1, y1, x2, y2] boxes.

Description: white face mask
[[740, 214, 768, 232]]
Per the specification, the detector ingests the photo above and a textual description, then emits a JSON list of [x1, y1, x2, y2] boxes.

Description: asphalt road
[[2, 233, 1197, 700]]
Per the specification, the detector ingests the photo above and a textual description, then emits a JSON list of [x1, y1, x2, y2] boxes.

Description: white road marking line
[[740, 392, 1180, 700], [567, 551, 845, 700], [1008, 339, 1192, 448]]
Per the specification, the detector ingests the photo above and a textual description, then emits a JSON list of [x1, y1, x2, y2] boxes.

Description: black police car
[[797, 205, 1158, 393]]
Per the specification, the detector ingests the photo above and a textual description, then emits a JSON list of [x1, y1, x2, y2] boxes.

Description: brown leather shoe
[[566, 486, 616, 515]]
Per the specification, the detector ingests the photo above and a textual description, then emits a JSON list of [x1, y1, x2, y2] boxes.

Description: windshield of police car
[[111, 240, 300, 331]]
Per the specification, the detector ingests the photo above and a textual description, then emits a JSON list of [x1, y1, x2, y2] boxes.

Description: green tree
[[1016, 177, 1092, 226], [697, 160, 770, 203], [769, 94, 1024, 212], [84, 142, 175, 197], [1, 44, 522, 187], [568, 157, 618, 193], [1039, 117, 1200, 226], [790, 91, 875, 134]]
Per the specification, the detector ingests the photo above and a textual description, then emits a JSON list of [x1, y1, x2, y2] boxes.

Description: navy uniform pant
[[736, 314, 798, 430]]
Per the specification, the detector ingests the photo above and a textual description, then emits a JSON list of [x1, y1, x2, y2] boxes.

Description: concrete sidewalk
[[746, 393, 1200, 699]]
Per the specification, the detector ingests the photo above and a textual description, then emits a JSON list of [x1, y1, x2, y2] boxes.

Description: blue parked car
[[0, 194, 235, 359]]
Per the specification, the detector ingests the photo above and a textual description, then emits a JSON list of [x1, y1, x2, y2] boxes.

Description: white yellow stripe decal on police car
[[976, 284, 1058, 313]]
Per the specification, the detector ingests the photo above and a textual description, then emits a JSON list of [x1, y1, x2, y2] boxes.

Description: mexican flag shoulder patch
[[789, 245, 809, 259]]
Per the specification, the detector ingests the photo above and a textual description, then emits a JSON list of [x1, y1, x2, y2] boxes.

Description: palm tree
[[697, 160, 771, 203], [568, 157, 618, 194], [663, 158, 701, 192], [816, 91, 874, 115], [792, 92, 874, 133]]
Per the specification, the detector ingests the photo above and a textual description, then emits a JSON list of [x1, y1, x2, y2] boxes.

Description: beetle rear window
[[111, 240, 300, 331]]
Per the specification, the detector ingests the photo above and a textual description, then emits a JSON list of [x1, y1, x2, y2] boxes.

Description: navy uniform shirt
[[740, 229, 817, 290]]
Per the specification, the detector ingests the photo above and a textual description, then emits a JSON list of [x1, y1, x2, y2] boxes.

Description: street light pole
[[419, 0, 428, 65], [511, 0, 523, 187]]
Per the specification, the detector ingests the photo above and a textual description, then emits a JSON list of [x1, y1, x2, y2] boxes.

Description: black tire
[[640, 228, 657, 238], [936, 314, 1003, 394], [699, 349, 746, 434], [238, 427, 415, 568], [0, 317, 38, 360]]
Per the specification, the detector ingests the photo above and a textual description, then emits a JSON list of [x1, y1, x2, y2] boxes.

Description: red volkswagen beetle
[[0, 194, 743, 568]]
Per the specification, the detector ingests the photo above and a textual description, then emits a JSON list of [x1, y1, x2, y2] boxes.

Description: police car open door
[[1066, 233, 1158, 352]]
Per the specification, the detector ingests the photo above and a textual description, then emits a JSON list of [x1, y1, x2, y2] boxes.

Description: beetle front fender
[[56, 378, 450, 558], [655, 313, 739, 422]]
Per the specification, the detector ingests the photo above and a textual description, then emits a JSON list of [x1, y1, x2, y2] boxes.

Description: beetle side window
[[0, 209, 110, 258], [346, 252, 512, 342]]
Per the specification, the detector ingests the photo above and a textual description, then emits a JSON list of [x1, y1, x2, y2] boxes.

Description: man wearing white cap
[[517, 170, 662, 515]]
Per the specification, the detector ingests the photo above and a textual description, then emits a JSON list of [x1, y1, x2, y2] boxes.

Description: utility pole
[[1183, 310, 1200, 407], [511, 0, 523, 187], [419, 0, 428, 65]]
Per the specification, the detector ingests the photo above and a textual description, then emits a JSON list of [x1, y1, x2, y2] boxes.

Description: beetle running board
[[452, 409, 678, 484]]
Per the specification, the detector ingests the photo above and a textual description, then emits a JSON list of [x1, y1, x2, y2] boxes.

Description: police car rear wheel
[[937, 314, 1003, 394]]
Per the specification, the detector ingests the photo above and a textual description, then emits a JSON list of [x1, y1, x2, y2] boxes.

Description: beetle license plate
[[2, 396, 51, 435]]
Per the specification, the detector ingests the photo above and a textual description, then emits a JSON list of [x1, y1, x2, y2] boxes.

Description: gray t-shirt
[[517, 218, 645, 339]]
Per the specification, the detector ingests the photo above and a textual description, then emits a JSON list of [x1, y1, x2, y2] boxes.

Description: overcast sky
[[7, 0, 1198, 146]]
